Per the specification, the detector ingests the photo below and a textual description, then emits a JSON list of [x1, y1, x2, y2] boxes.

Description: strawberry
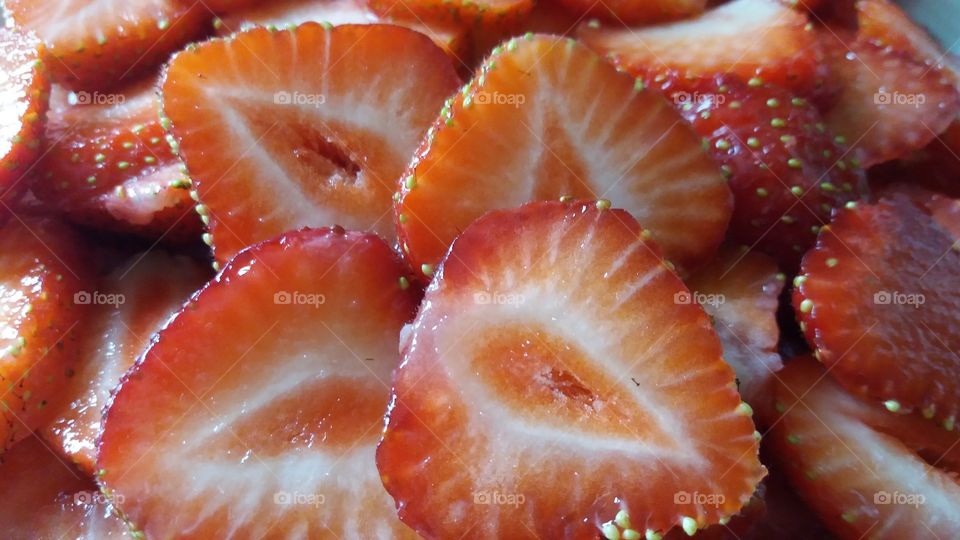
[[378, 201, 765, 539], [0, 216, 92, 452], [0, 436, 130, 538], [654, 74, 867, 267], [33, 82, 202, 243], [366, 0, 534, 31], [97, 227, 421, 538], [767, 356, 960, 538], [820, 35, 960, 167], [685, 246, 785, 414], [43, 251, 209, 475], [179, 0, 261, 12], [554, 0, 706, 26], [868, 133, 960, 199], [162, 23, 461, 265], [0, 29, 50, 212], [577, 0, 829, 99], [396, 34, 731, 279], [926, 194, 960, 239], [2, 0, 207, 90], [213, 0, 471, 66], [793, 195, 960, 429], [856, 0, 960, 84]]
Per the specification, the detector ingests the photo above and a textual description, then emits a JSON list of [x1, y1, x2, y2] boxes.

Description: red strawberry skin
[[34, 82, 201, 242], [794, 195, 960, 428], [0, 28, 50, 211], [655, 74, 866, 268], [379, 201, 764, 539]]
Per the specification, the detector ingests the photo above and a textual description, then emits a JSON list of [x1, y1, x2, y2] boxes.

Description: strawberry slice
[[179, 0, 260, 12], [378, 201, 765, 538], [396, 34, 731, 278], [820, 35, 960, 167], [0, 29, 50, 211], [0, 436, 130, 538], [2, 0, 207, 90], [868, 128, 960, 199], [98, 227, 421, 538], [793, 195, 960, 429], [555, 0, 706, 26], [34, 82, 201, 243], [767, 356, 960, 538], [213, 0, 470, 66], [0, 216, 92, 452], [577, 0, 828, 98], [43, 251, 209, 475], [162, 23, 461, 265], [685, 246, 785, 413], [654, 74, 866, 267], [367, 0, 534, 31]]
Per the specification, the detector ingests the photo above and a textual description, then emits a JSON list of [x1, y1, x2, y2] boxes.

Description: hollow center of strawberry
[[469, 327, 652, 436]]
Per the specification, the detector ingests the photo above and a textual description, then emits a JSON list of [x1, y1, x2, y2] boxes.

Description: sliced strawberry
[[162, 23, 460, 265], [555, 0, 706, 26], [0, 436, 130, 538], [213, 0, 470, 66], [653, 74, 866, 267], [98, 227, 421, 538], [43, 251, 209, 475], [367, 0, 534, 32], [926, 194, 960, 239], [793, 195, 960, 429], [868, 128, 960, 198], [2, 0, 207, 90], [0, 29, 50, 211], [685, 246, 785, 413], [34, 82, 202, 243], [379, 201, 765, 538], [820, 35, 960, 167], [179, 0, 261, 12], [578, 0, 828, 98], [856, 0, 960, 84], [767, 356, 960, 538], [0, 216, 91, 452], [397, 34, 730, 279]]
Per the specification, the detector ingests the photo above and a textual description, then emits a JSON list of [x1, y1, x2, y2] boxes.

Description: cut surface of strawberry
[[379, 201, 764, 539], [555, 0, 706, 26], [0, 216, 91, 451], [213, 0, 470, 66], [34, 82, 201, 242], [0, 28, 49, 210], [767, 356, 960, 538], [396, 34, 731, 278], [820, 35, 960, 167], [685, 246, 784, 413], [653, 74, 866, 267], [98, 228, 421, 538], [0, 436, 130, 539], [2, 0, 207, 90], [578, 0, 827, 98], [162, 23, 461, 264], [44, 251, 209, 474], [367, 0, 534, 30], [794, 195, 960, 428]]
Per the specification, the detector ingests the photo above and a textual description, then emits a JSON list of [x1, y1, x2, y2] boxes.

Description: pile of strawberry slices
[[0, 0, 958, 538]]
